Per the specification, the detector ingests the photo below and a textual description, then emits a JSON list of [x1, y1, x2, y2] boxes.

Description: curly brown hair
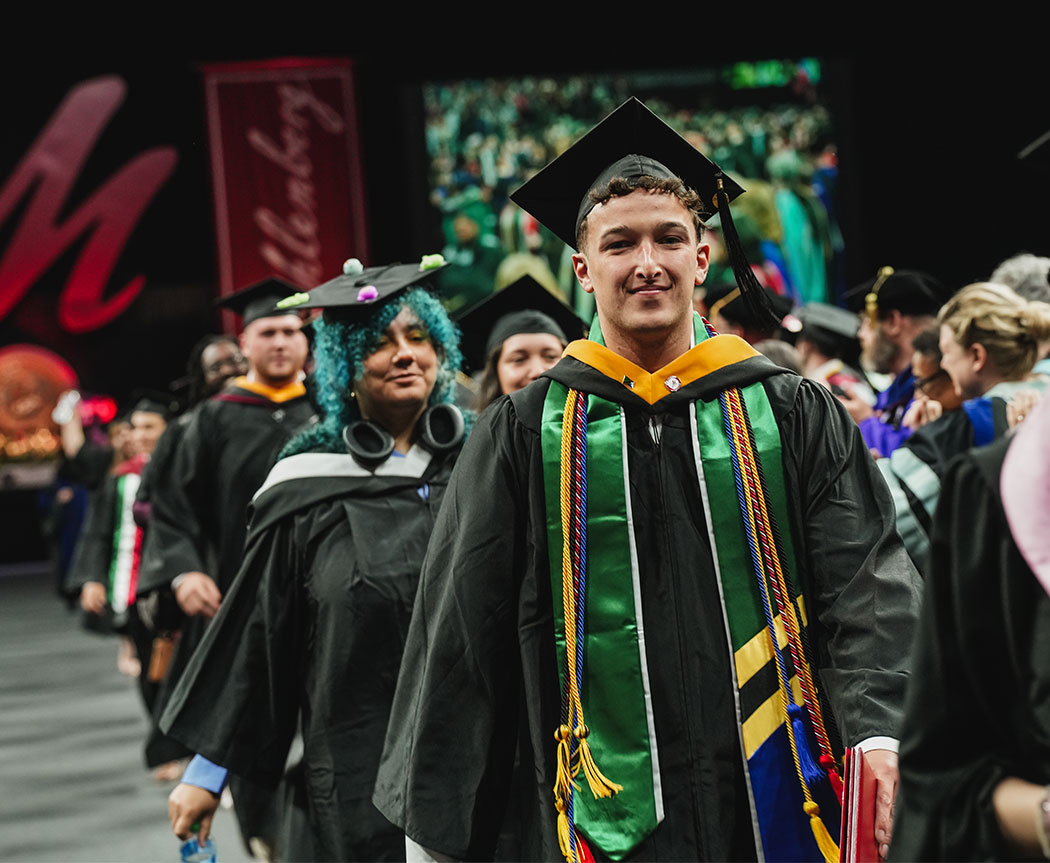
[[576, 175, 707, 250]]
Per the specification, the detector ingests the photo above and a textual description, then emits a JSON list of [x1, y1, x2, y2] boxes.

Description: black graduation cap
[[278, 256, 448, 319], [509, 97, 776, 329], [843, 267, 951, 319], [797, 302, 861, 340], [215, 277, 301, 326], [455, 275, 586, 373], [703, 282, 794, 329], [129, 387, 180, 419], [510, 97, 745, 251]]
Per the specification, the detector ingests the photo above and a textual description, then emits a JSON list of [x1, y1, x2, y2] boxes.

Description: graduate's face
[[939, 324, 984, 399], [200, 340, 247, 393], [240, 314, 308, 388], [573, 190, 708, 349], [858, 313, 901, 375], [130, 410, 166, 457], [496, 332, 564, 395], [354, 308, 438, 419]]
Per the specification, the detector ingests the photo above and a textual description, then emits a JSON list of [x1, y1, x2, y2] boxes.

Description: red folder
[[839, 747, 879, 863]]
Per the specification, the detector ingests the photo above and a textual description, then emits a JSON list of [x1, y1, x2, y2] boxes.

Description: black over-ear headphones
[[342, 404, 465, 470]]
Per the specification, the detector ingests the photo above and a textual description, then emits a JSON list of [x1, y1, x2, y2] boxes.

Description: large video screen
[[420, 59, 846, 321]]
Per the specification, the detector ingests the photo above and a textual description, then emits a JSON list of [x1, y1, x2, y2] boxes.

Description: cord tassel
[[575, 727, 623, 799], [553, 724, 578, 799], [788, 702, 825, 788], [555, 797, 575, 863], [820, 754, 844, 804], [804, 801, 840, 863]]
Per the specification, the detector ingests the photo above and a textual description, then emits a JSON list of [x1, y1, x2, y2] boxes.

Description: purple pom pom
[[356, 286, 379, 303]]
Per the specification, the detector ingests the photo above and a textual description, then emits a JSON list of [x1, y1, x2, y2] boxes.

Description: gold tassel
[[804, 801, 840, 863], [575, 726, 623, 799], [553, 724, 577, 801], [555, 796, 574, 863]]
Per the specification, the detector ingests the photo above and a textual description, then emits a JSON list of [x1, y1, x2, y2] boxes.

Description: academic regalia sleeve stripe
[[889, 446, 941, 520], [877, 458, 931, 569]]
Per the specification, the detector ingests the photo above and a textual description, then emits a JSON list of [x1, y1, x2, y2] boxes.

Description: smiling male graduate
[[374, 99, 920, 863]]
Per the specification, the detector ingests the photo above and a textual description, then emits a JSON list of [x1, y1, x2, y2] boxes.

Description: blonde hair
[[937, 282, 1050, 379]]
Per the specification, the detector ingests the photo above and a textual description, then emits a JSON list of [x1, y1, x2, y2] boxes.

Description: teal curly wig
[[281, 287, 464, 457]]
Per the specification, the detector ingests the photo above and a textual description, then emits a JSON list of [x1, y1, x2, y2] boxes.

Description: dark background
[[1, 44, 1045, 402]]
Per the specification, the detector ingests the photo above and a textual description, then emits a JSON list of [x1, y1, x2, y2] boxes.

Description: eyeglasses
[[914, 368, 950, 396], [205, 357, 246, 375]]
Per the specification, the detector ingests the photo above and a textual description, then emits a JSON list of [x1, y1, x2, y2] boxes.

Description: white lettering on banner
[[246, 82, 345, 286]]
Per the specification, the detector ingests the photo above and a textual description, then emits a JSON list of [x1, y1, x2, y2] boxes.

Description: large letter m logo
[[0, 76, 177, 333]]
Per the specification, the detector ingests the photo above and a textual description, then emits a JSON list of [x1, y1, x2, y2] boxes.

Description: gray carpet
[[0, 569, 252, 862]]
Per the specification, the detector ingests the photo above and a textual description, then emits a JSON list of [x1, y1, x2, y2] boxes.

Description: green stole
[[540, 316, 839, 862]]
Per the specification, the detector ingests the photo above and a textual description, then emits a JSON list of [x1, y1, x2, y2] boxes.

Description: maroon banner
[[202, 58, 369, 330]]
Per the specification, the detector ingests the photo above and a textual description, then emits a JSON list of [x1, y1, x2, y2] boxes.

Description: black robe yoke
[[890, 437, 1050, 861], [374, 355, 921, 861], [162, 447, 457, 862]]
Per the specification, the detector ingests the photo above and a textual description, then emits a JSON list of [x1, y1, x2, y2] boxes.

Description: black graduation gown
[[137, 382, 314, 845], [374, 354, 921, 862], [161, 445, 459, 862], [878, 399, 1013, 578], [134, 408, 194, 527], [137, 383, 315, 595], [66, 462, 161, 719], [889, 436, 1050, 861]]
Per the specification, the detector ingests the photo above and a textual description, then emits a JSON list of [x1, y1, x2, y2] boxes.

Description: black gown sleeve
[[777, 378, 923, 746], [373, 396, 529, 860], [66, 475, 116, 591], [66, 442, 113, 490], [159, 510, 303, 788], [890, 439, 1050, 861], [138, 409, 212, 592]]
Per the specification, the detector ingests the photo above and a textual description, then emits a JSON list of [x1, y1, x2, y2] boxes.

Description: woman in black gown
[[161, 258, 466, 862]]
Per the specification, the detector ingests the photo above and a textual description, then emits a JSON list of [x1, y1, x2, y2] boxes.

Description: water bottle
[[179, 835, 217, 863]]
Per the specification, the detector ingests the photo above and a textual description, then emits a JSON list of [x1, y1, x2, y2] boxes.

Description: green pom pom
[[276, 292, 310, 308], [419, 253, 445, 271], [343, 257, 364, 276]]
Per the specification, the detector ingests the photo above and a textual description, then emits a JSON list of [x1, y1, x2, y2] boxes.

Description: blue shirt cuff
[[182, 754, 228, 794]]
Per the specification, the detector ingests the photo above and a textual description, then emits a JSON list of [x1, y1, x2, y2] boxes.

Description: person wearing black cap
[[131, 335, 247, 777], [161, 257, 466, 861], [457, 274, 584, 411], [842, 267, 952, 457], [700, 280, 795, 344], [71, 392, 173, 626], [133, 334, 246, 530], [68, 394, 173, 752], [374, 99, 920, 863], [138, 277, 314, 851], [796, 301, 874, 404], [138, 277, 312, 619]]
